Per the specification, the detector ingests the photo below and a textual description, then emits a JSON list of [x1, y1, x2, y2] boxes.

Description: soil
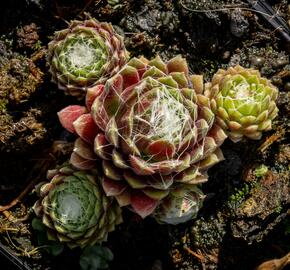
[[0, 0, 289, 270]]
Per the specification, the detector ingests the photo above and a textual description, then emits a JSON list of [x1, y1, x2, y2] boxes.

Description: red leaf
[[103, 74, 123, 117], [115, 189, 131, 207], [86, 85, 104, 111], [70, 152, 95, 170], [129, 155, 155, 175], [73, 113, 100, 144], [102, 177, 127, 196], [131, 191, 158, 218], [120, 66, 140, 89], [94, 134, 113, 160], [58, 105, 87, 133], [146, 140, 175, 161], [73, 138, 96, 160]]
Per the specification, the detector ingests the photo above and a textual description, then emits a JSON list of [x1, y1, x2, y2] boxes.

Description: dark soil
[[0, 0, 289, 269]]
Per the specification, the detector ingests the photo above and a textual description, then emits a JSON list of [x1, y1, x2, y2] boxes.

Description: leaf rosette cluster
[[58, 55, 227, 220]]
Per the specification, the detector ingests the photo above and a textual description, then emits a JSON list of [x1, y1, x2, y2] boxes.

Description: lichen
[[16, 23, 40, 50], [0, 57, 43, 105], [0, 38, 45, 152], [0, 109, 46, 152]]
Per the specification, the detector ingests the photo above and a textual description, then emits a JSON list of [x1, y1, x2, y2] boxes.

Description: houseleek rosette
[[33, 164, 122, 248], [58, 55, 227, 221], [153, 185, 205, 225], [48, 18, 129, 98], [206, 66, 279, 142]]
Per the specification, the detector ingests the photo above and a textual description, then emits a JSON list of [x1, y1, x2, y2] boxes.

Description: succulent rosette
[[205, 66, 279, 142], [58, 55, 227, 219], [33, 164, 122, 248], [153, 185, 205, 225], [48, 18, 129, 97]]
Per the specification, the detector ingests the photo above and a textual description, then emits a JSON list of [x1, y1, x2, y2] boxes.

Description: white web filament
[[57, 193, 83, 225], [135, 85, 191, 143], [230, 81, 257, 103]]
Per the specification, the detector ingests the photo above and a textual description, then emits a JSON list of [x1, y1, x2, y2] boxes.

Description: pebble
[[152, 259, 162, 270], [223, 51, 231, 59], [250, 56, 265, 67], [273, 57, 289, 68], [230, 9, 249, 37], [284, 82, 290, 92], [271, 76, 283, 86]]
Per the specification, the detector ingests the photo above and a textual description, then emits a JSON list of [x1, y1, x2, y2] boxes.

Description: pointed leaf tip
[[131, 191, 159, 218], [167, 55, 189, 76], [86, 84, 104, 111], [58, 105, 87, 133], [73, 113, 100, 144], [103, 177, 127, 196]]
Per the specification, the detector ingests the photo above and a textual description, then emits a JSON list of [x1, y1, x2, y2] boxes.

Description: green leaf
[[47, 242, 65, 256], [32, 218, 46, 232], [285, 221, 290, 235], [36, 231, 48, 246], [80, 245, 113, 270]]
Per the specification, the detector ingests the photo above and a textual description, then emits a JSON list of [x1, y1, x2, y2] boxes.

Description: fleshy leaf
[[129, 155, 155, 175], [130, 191, 159, 218], [86, 85, 104, 110], [145, 140, 175, 161], [120, 66, 140, 89], [70, 152, 95, 170], [167, 55, 189, 76], [73, 114, 99, 144], [58, 105, 87, 133], [102, 177, 127, 196], [73, 138, 96, 160]]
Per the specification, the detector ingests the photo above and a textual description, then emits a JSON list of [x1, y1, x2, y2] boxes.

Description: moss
[[0, 57, 43, 105], [0, 38, 45, 152], [274, 205, 282, 214], [32, 40, 42, 50], [0, 99, 8, 113], [229, 183, 251, 203], [0, 109, 47, 152], [254, 164, 268, 178], [189, 215, 226, 249], [16, 23, 40, 50]]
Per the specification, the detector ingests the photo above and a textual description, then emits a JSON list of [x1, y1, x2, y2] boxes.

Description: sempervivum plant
[[33, 164, 122, 248], [58, 55, 227, 220], [205, 66, 279, 142], [48, 18, 129, 98], [153, 185, 205, 225]]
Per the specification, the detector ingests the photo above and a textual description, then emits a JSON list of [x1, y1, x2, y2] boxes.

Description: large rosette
[[58, 55, 227, 218]]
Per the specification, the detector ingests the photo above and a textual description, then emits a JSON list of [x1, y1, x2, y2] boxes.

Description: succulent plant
[[33, 164, 122, 248], [58, 55, 227, 219], [108, 0, 123, 9], [205, 66, 279, 142], [153, 185, 205, 225], [48, 18, 129, 98]]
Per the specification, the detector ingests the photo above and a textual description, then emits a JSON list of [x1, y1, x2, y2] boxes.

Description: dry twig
[[255, 252, 290, 270]]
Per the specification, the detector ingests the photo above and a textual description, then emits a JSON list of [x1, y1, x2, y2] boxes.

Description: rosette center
[[57, 193, 83, 224], [135, 87, 191, 144], [60, 34, 107, 76]]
